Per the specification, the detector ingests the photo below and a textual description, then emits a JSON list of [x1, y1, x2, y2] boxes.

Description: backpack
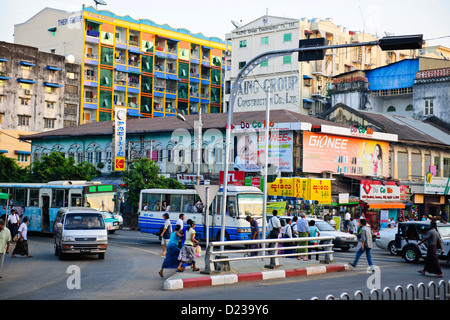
[[159, 221, 172, 240]]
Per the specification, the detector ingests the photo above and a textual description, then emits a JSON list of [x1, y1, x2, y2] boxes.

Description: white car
[[306, 218, 358, 251], [375, 227, 398, 255]]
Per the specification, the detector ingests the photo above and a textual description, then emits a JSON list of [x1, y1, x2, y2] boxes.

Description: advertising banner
[[233, 130, 293, 172], [268, 178, 294, 197], [303, 132, 389, 177], [360, 180, 401, 201], [424, 176, 450, 195], [309, 179, 331, 204], [267, 202, 286, 216], [219, 171, 245, 186], [113, 107, 127, 171], [268, 178, 331, 204]]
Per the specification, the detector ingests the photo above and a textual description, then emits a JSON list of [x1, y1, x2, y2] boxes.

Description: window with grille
[[283, 33, 292, 42]]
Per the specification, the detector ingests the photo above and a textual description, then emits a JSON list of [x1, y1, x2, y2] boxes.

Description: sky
[[1, 0, 450, 48]]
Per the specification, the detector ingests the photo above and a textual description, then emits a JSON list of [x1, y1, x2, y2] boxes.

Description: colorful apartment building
[[14, 6, 229, 124]]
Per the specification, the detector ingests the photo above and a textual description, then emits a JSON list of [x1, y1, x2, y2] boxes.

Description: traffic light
[[378, 34, 423, 51], [298, 37, 329, 61]]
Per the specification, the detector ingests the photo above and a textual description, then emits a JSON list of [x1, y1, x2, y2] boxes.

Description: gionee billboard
[[303, 132, 390, 177]]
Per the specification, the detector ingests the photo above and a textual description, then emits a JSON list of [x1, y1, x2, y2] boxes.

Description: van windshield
[[438, 225, 450, 238], [64, 213, 105, 230]]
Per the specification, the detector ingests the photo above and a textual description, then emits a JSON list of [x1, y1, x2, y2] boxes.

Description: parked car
[[306, 218, 358, 251], [375, 227, 398, 255], [53, 207, 108, 260], [395, 221, 450, 263]]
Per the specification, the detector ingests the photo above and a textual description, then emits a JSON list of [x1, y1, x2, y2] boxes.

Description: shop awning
[[368, 202, 405, 209]]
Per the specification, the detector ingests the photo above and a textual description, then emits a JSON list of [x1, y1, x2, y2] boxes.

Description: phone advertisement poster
[[303, 132, 390, 177]]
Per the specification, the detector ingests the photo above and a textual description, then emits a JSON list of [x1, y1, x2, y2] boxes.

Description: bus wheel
[[215, 231, 230, 246]]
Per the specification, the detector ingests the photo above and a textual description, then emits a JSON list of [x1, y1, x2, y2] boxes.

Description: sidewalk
[[163, 255, 350, 290]]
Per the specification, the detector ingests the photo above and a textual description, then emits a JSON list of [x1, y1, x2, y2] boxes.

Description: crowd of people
[[1, 206, 447, 281]]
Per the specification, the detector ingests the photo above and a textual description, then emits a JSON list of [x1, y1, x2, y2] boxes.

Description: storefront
[[359, 179, 408, 231]]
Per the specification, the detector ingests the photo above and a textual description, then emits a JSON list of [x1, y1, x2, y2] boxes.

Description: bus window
[[29, 189, 39, 207], [12, 188, 26, 206], [168, 194, 182, 213], [237, 194, 263, 217], [71, 194, 82, 206], [216, 196, 237, 217], [142, 193, 161, 211], [182, 194, 196, 213], [52, 189, 68, 207], [0, 188, 8, 206]]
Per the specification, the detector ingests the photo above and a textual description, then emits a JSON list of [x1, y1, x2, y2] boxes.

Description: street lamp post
[[177, 108, 202, 185], [220, 35, 423, 245]]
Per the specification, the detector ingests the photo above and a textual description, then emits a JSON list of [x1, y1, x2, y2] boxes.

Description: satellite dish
[[65, 54, 76, 64], [231, 20, 243, 29], [94, 0, 107, 9]]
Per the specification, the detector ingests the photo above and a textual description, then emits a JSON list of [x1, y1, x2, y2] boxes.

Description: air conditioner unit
[[25, 89, 31, 95]]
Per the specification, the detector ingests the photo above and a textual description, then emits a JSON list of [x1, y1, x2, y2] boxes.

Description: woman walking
[[11, 216, 32, 258], [159, 225, 189, 277], [177, 219, 199, 272], [417, 221, 444, 278]]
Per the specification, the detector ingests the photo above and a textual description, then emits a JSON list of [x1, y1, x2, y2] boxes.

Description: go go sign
[[240, 120, 275, 130]]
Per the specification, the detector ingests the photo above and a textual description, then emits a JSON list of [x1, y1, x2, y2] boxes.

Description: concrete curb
[[163, 264, 349, 290]]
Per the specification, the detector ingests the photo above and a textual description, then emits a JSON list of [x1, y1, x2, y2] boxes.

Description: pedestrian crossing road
[[332, 247, 406, 267]]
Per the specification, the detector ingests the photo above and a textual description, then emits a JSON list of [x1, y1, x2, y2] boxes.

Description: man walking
[[349, 219, 375, 272], [0, 219, 11, 278], [160, 213, 172, 256], [267, 210, 281, 257], [296, 213, 310, 261]]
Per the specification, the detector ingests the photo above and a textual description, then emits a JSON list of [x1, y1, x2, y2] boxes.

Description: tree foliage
[[122, 158, 185, 207], [0, 154, 28, 182], [28, 151, 99, 183]]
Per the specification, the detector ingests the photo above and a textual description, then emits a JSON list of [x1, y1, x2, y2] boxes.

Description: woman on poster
[[363, 142, 383, 177]]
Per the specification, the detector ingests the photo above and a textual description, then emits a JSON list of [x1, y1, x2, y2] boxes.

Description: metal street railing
[[203, 236, 335, 274], [311, 280, 450, 300]]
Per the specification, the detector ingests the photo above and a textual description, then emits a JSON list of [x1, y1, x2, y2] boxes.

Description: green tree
[[122, 158, 184, 207], [28, 151, 99, 182], [0, 154, 28, 182]]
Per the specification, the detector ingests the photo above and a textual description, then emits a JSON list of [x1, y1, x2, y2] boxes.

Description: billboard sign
[[233, 131, 293, 172], [113, 107, 127, 171], [424, 176, 450, 195], [303, 132, 389, 177], [360, 180, 401, 201]]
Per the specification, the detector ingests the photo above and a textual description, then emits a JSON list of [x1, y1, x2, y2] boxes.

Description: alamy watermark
[[66, 265, 81, 290]]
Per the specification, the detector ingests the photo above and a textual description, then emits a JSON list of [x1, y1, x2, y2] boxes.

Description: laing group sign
[[303, 132, 390, 177]]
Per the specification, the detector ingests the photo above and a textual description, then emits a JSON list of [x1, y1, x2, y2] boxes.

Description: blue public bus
[[138, 186, 264, 241], [0, 181, 121, 234]]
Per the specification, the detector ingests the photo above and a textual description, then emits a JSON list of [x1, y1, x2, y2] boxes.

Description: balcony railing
[[84, 75, 98, 82], [85, 54, 98, 60], [84, 97, 98, 103]]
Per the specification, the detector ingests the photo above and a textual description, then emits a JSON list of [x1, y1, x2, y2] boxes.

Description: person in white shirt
[[7, 209, 20, 241], [267, 210, 281, 239], [160, 213, 172, 256], [0, 219, 11, 278], [176, 214, 185, 229], [12, 216, 32, 258], [344, 211, 351, 232]]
